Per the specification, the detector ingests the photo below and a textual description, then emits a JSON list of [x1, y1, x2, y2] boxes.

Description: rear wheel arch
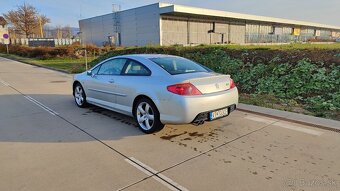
[[132, 95, 164, 133]]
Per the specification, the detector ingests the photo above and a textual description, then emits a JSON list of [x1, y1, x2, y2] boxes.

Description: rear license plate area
[[209, 108, 229, 121]]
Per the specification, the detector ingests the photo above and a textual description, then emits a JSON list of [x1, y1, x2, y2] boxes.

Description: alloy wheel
[[74, 85, 84, 106], [136, 102, 155, 130]]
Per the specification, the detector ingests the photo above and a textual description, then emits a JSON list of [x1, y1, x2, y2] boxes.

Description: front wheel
[[74, 83, 88, 108], [134, 98, 164, 134]]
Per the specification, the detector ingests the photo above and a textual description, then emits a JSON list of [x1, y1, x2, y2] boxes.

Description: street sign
[[2, 33, 10, 53], [2, 33, 10, 45], [3, 39, 10, 45]]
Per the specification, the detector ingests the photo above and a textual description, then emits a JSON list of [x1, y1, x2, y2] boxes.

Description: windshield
[[150, 57, 212, 75]]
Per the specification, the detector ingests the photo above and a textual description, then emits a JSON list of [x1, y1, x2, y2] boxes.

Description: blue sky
[[1, 0, 339, 28]]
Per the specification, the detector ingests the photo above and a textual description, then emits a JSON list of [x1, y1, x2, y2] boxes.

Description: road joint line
[[123, 157, 189, 191], [24, 95, 57, 116], [0, 79, 10, 86], [0, 78, 59, 116], [25, 95, 59, 115]]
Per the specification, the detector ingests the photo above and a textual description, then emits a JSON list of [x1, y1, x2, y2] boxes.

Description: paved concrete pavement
[[1, 57, 340, 191]]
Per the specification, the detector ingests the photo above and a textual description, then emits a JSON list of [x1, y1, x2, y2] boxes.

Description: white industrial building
[[79, 3, 340, 47]]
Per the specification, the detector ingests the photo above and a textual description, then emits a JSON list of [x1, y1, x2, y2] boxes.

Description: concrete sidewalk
[[238, 103, 340, 131]]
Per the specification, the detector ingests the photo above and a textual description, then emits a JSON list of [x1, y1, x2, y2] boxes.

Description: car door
[[84, 64, 101, 100], [114, 59, 151, 113], [85, 58, 127, 106]]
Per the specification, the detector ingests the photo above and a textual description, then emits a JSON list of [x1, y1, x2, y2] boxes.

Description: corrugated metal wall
[[319, 30, 332, 39], [79, 14, 115, 46], [161, 16, 339, 45], [119, 4, 160, 46], [162, 17, 188, 45], [161, 16, 246, 45], [214, 23, 229, 43], [229, 22, 246, 44], [79, 4, 161, 46], [189, 21, 212, 44]]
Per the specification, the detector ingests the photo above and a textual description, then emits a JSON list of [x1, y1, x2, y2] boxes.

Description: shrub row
[[0, 44, 115, 59]]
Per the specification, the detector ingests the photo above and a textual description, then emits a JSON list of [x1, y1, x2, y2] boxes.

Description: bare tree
[[62, 25, 72, 38], [55, 25, 62, 39], [0, 16, 7, 27], [52, 25, 72, 39], [3, 3, 50, 37]]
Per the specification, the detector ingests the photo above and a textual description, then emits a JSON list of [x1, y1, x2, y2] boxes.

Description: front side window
[[98, 59, 127, 75], [91, 65, 100, 75], [123, 60, 151, 76], [150, 56, 211, 75]]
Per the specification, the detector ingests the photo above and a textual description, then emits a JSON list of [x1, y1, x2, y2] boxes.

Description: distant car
[[73, 54, 238, 133], [336, 38, 340, 42]]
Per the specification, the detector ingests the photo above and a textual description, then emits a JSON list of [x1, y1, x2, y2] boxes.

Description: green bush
[[0, 44, 85, 58]]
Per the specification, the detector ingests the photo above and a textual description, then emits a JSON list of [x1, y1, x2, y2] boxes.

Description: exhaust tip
[[192, 120, 205, 126]]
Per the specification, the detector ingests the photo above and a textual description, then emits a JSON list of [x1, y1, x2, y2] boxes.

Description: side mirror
[[87, 70, 92, 76]]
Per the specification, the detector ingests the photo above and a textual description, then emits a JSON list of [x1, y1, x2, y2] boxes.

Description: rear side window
[[123, 60, 151, 76], [150, 57, 211, 75]]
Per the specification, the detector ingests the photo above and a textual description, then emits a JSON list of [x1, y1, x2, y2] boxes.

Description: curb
[[237, 103, 340, 133]]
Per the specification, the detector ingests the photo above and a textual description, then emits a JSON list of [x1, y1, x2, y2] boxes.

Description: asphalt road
[[1, 57, 339, 191]]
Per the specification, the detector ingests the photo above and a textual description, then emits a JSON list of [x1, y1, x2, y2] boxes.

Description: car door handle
[[108, 80, 115, 83]]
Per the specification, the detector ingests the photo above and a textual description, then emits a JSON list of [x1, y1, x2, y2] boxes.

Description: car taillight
[[167, 83, 202, 96], [230, 79, 236, 89]]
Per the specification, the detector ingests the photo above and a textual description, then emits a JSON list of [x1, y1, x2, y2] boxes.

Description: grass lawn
[[0, 53, 96, 73]]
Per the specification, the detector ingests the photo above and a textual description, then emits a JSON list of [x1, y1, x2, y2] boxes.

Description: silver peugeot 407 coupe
[[73, 54, 239, 133]]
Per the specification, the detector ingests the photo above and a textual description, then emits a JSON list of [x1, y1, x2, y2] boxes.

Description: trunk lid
[[176, 72, 232, 94]]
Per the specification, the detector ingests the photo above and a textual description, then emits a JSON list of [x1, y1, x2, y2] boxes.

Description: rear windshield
[[150, 57, 211, 75]]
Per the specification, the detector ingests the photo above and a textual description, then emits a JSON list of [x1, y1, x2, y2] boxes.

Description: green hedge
[[0, 44, 112, 59]]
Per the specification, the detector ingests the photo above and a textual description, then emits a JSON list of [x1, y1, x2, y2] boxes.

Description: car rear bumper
[[191, 104, 237, 125], [158, 87, 239, 124]]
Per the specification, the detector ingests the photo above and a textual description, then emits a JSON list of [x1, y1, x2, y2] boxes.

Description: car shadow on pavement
[[0, 94, 145, 143]]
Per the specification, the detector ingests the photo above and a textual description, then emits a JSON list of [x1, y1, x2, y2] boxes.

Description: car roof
[[119, 54, 180, 59]]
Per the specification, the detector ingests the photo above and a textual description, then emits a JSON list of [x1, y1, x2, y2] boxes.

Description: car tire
[[74, 83, 88, 108], [134, 98, 164, 134]]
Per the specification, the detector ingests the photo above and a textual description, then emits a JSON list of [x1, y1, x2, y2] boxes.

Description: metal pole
[[39, 16, 44, 38], [6, 44, 9, 54], [78, 31, 88, 70], [85, 48, 88, 70]]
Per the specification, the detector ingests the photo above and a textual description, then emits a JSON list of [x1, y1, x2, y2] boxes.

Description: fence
[[10, 38, 80, 46], [245, 34, 335, 44]]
